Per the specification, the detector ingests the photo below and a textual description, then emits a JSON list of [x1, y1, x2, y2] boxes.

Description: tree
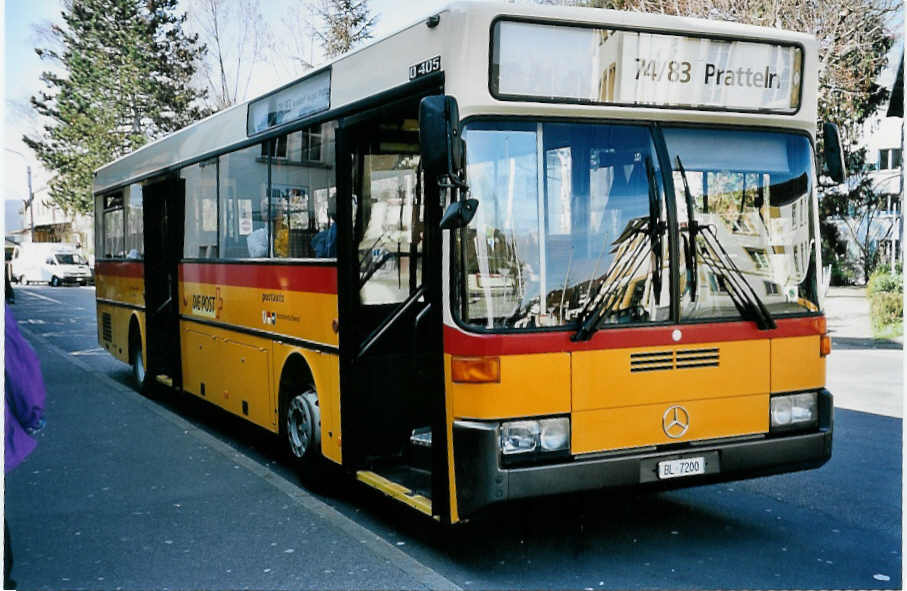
[[24, 0, 208, 215], [820, 147, 895, 281], [189, 0, 271, 110], [312, 0, 376, 59]]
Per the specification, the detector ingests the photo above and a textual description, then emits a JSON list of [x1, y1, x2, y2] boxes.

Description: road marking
[[70, 347, 106, 356], [18, 290, 64, 305], [18, 324, 461, 591]]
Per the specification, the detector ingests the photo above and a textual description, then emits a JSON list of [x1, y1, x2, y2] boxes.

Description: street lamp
[[4, 148, 34, 240]]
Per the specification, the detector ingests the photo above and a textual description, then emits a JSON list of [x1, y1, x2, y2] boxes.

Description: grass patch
[[873, 318, 903, 340], [867, 267, 903, 339]]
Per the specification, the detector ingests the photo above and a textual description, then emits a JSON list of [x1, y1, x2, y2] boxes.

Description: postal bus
[[93, 2, 843, 524]]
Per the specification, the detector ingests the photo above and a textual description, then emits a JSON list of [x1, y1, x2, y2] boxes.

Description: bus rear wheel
[[130, 332, 150, 395], [285, 390, 321, 464]]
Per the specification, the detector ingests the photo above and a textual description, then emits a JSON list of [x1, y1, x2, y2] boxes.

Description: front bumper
[[453, 389, 833, 518]]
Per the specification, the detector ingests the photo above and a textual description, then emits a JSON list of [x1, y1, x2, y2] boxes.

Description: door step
[[356, 470, 433, 517], [154, 374, 173, 387]]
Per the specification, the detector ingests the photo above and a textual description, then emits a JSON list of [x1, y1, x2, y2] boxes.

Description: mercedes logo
[[662, 405, 690, 439]]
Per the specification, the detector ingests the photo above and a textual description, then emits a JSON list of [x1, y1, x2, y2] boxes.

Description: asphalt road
[[4, 285, 902, 590]]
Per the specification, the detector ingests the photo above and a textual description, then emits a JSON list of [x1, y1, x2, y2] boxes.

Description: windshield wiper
[[674, 156, 698, 302], [571, 219, 651, 341], [572, 159, 669, 341], [645, 156, 664, 304], [696, 225, 776, 330], [674, 156, 774, 330]]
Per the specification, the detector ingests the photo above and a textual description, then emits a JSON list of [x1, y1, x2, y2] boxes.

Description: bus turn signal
[[451, 356, 501, 383], [820, 334, 831, 357]]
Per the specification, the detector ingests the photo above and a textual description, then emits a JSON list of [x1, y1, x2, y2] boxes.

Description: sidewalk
[[4, 326, 456, 590], [823, 286, 903, 418], [824, 285, 902, 348]]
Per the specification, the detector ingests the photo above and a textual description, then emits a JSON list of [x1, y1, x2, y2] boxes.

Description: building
[[10, 182, 94, 257]]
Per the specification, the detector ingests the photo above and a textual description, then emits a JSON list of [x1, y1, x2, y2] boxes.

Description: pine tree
[[24, 0, 209, 215], [313, 0, 377, 59]]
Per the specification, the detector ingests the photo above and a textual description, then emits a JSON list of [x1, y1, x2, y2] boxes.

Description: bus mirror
[[419, 95, 464, 180], [440, 199, 478, 230], [823, 122, 846, 184]]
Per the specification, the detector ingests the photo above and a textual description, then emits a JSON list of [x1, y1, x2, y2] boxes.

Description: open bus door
[[141, 177, 184, 389], [335, 94, 450, 521]]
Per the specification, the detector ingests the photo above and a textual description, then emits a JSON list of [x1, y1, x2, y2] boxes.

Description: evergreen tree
[[25, 0, 209, 215], [313, 0, 376, 59]]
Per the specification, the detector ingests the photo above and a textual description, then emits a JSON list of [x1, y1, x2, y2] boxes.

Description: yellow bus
[[94, 2, 843, 524]]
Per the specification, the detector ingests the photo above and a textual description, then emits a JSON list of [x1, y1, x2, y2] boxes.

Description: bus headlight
[[501, 417, 570, 456], [501, 421, 539, 454], [539, 418, 570, 451], [770, 393, 817, 430]]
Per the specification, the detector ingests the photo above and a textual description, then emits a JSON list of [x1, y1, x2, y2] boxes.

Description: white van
[[10, 243, 93, 286]]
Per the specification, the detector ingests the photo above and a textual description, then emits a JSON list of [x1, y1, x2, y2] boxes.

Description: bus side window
[[357, 151, 422, 305], [181, 159, 218, 259], [219, 144, 268, 259], [103, 191, 125, 258], [125, 184, 144, 259], [270, 122, 338, 259]]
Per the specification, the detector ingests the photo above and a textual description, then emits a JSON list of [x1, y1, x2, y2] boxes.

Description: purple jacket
[[5, 305, 46, 473]]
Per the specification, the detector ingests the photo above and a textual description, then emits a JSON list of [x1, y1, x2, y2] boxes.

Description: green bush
[[867, 268, 903, 295], [870, 291, 903, 331], [867, 268, 903, 335]]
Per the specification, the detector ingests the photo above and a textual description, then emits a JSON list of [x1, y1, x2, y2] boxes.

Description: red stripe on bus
[[443, 316, 826, 356], [179, 263, 338, 294], [94, 261, 144, 278]]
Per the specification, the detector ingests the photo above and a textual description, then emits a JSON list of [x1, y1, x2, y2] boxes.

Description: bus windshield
[[455, 121, 818, 331], [665, 127, 819, 321]]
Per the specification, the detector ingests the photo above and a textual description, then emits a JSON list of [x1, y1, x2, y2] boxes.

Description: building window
[[302, 125, 323, 161], [263, 135, 289, 159], [745, 247, 769, 270], [879, 148, 903, 170]]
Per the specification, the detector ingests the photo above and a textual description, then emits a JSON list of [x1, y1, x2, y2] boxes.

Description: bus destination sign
[[493, 21, 803, 114], [247, 69, 331, 136]]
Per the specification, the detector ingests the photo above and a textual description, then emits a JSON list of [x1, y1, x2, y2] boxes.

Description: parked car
[[10, 243, 93, 286]]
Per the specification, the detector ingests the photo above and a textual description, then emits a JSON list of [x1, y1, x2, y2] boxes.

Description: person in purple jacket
[[5, 304, 47, 589]]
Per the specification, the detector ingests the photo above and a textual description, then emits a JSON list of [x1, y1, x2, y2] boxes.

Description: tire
[[284, 389, 321, 465], [50, 276, 61, 287], [130, 335, 150, 395]]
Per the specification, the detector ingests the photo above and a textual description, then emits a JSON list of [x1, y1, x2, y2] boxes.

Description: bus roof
[[94, 1, 817, 194]]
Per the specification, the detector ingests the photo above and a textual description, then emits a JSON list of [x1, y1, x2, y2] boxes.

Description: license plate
[[658, 456, 706, 479]]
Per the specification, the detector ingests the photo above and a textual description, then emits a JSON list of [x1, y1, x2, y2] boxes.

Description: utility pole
[[4, 148, 35, 241]]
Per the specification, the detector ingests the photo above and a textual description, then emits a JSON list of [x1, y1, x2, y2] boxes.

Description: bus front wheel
[[285, 390, 321, 464]]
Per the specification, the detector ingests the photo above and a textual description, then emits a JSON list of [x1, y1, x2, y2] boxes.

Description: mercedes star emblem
[[662, 405, 690, 439]]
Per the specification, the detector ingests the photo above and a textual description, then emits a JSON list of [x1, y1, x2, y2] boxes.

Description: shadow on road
[[830, 336, 903, 351]]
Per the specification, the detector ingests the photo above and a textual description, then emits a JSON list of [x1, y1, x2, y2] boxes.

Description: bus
[[93, 2, 843, 524]]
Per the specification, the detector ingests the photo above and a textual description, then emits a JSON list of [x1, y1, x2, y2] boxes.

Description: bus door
[[142, 177, 185, 387], [335, 97, 448, 520]]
